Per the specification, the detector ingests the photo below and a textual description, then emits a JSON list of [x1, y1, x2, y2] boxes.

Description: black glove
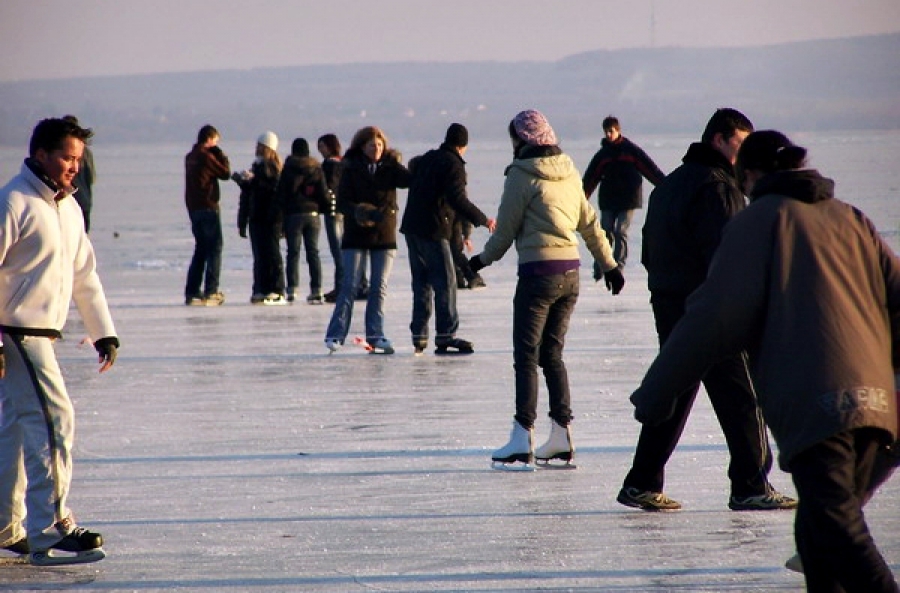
[[603, 266, 625, 295], [468, 255, 486, 273], [94, 336, 120, 367]]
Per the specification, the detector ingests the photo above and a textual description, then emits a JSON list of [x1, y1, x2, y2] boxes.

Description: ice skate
[[535, 419, 576, 469], [413, 339, 427, 356], [354, 336, 395, 354], [30, 520, 106, 566], [435, 337, 474, 355], [325, 338, 342, 353], [491, 421, 535, 471]]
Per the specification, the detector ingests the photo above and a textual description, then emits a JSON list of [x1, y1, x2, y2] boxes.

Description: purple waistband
[[518, 260, 580, 277]]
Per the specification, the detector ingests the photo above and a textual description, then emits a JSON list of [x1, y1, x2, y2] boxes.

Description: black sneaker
[[323, 289, 338, 303], [435, 337, 474, 355], [2, 538, 28, 554], [617, 486, 682, 511]]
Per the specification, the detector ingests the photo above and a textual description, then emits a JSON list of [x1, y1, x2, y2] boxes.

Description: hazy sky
[[1, 0, 898, 82]]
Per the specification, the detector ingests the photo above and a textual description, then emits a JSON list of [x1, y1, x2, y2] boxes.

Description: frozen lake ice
[[0, 130, 898, 591]]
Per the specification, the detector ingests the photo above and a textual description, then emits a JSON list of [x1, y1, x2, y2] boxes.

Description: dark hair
[[29, 118, 93, 157], [197, 124, 219, 145], [701, 108, 754, 144], [602, 116, 620, 131], [291, 137, 310, 157], [317, 133, 342, 157], [736, 130, 808, 175]]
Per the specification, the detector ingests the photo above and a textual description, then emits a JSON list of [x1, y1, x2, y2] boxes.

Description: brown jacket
[[185, 144, 230, 212], [631, 169, 900, 469]]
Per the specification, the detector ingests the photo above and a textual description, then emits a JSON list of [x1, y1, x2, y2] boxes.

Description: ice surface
[[0, 132, 898, 591]]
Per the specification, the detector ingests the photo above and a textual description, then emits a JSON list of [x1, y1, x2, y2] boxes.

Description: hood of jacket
[[506, 151, 579, 184], [749, 169, 835, 204]]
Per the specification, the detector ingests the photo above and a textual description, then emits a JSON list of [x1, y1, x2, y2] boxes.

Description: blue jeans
[[326, 248, 395, 342], [185, 209, 223, 297], [284, 213, 322, 295], [406, 235, 458, 346], [600, 208, 634, 267], [324, 214, 343, 291], [512, 270, 579, 429]]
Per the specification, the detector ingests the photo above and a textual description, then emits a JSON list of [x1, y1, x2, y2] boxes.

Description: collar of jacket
[[22, 158, 69, 202], [438, 143, 466, 164], [681, 142, 736, 177], [750, 169, 835, 204]]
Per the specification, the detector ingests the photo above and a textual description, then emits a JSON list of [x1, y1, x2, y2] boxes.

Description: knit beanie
[[444, 123, 468, 147], [257, 130, 279, 152], [291, 137, 310, 157], [512, 110, 558, 146]]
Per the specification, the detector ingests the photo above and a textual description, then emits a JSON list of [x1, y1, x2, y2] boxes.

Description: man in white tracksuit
[[0, 118, 119, 566]]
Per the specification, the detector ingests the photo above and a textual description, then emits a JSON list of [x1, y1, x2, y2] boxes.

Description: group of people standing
[[184, 126, 347, 306]]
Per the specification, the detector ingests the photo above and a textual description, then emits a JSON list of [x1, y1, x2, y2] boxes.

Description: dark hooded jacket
[[641, 142, 745, 298], [277, 155, 329, 217], [337, 147, 410, 250], [632, 168, 900, 469], [400, 144, 488, 241]]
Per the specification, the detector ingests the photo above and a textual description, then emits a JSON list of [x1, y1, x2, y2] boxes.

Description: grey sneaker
[[617, 487, 682, 511], [185, 295, 205, 306], [729, 491, 797, 511]]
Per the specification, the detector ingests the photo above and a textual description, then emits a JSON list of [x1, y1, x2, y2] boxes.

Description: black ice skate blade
[[30, 547, 105, 566], [491, 460, 536, 472], [434, 348, 474, 356]]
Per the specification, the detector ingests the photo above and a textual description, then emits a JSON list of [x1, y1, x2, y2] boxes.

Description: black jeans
[[512, 270, 579, 429], [623, 293, 774, 497], [248, 219, 285, 296], [185, 209, 223, 297], [790, 428, 899, 593]]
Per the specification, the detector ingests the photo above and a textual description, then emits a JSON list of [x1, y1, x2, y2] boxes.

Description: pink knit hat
[[512, 109, 558, 146]]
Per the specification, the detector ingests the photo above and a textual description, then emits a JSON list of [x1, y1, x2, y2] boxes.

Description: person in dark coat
[[62, 115, 95, 233], [631, 130, 900, 592], [277, 137, 329, 303], [582, 116, 664, 267], [234, 131, 285, 304], [184, 124, 231, 306], [619, 108, 796, 512], [400, 123, 495, 354], [324, 126, 410, 353]]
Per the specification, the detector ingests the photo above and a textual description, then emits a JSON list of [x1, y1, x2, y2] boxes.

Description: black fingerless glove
[[94, 336, 120, 365]]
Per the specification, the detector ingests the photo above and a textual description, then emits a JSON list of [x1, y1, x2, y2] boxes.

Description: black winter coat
[[400, 144, 488, 241], [582, 136, 665, 211], [276, 155, 329, 217], [236, 158, 281, 234], [337, 148, 410, 250], [641, 142, 745, 298]]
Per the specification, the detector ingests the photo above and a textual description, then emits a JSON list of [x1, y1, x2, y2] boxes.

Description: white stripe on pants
[[0, 335, 73, 549]]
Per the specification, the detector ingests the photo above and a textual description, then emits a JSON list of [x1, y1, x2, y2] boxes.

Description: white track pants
[[0, 335, 73, 550]]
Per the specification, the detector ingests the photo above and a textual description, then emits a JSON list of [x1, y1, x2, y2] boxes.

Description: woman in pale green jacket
[[470, 109, 624, 470]]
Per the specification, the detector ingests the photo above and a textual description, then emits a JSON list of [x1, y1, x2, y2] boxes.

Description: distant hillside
[[1, 33, 897, 146]]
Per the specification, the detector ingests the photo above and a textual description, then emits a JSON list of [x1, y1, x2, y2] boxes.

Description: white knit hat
[[257, 130, 279, 152]]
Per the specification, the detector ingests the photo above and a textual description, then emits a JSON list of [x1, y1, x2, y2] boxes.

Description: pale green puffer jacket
[[481, 152, 616, 271]]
